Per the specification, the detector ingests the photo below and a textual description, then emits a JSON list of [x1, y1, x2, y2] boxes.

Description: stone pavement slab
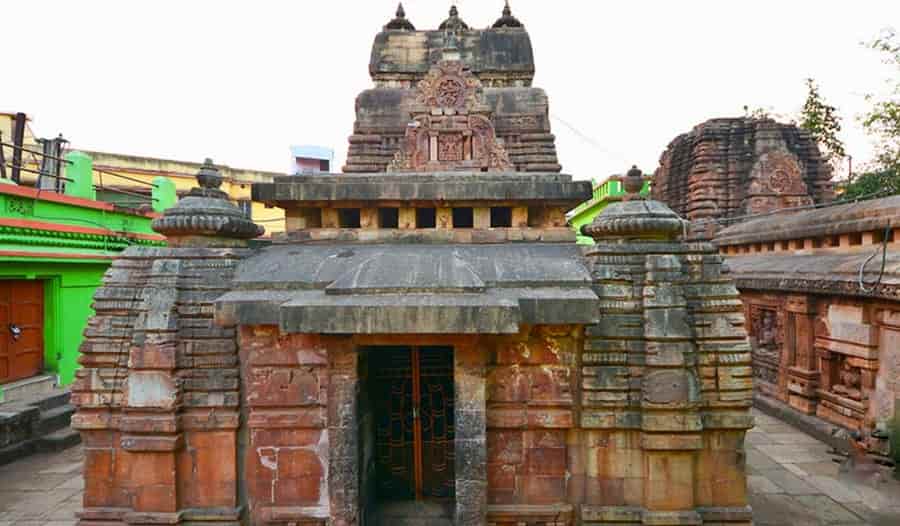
[[746, 409, 900, 526], [0, 408, 898, 525]]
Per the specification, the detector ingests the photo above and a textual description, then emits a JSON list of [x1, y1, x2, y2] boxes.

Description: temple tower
[[71, 5, 753, 526]]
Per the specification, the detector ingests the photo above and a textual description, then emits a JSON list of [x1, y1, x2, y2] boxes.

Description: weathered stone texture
[[345, 22, 562, 174], [484, 325, 579, 512], [718, 194, 900, 460], [577, 177, 754, 524], [652, 117, 833, 239], [238, 327, 331, 525], [71, 247, 249, 525]]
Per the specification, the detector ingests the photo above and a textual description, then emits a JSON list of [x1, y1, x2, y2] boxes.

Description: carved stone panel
[[749, 306, 783, 391], [388, 59, 513, 173]]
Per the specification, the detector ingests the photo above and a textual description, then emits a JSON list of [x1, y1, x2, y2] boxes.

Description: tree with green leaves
[[861, 29, 900, 176], [799, 78, 846, 168], [842, 29, 900, 199]]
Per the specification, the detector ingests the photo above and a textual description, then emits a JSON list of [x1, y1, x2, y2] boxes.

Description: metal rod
[[92, 167, 158, 188], [93, 185, 157, 200], [11, 112, 26, 183], [0, 141, 73, 164], [2, 163, 74, 181], [0, 132, 6, 180]]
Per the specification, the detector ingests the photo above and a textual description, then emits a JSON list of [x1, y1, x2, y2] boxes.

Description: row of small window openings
[[337, 207, 514, 228], [724, 230, 896, 254]]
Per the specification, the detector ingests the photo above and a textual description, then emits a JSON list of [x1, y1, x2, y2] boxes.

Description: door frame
[[367, 345, 455, 501], [325, 334, 488, 526]]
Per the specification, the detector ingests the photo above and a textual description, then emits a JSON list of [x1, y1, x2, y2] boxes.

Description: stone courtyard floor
[[1, 409, 899, 525]]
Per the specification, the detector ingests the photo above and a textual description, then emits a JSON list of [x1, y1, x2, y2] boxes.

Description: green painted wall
[[0, 262, 106, 386], [0, 152, 169, 387], [568, 178, 651, 244]]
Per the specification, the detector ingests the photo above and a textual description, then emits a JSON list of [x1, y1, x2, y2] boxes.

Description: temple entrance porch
[[359, 345, 456, 524]]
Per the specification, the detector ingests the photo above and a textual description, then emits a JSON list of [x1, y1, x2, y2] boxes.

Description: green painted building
[[567, 176, 651, 244], [0, 152, 170, 391]]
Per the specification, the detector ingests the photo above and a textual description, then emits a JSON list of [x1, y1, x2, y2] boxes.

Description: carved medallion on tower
[[389, 60, 513, 172], [746, 151, 813, 214]]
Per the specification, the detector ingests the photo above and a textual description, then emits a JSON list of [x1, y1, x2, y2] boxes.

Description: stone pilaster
[[455, 342, 487, 526], [328, 341, 360, 526]]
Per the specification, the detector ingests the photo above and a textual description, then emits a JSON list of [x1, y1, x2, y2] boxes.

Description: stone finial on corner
[[151, 158, 264, 246], [385, 3, 416, 31], [581, 165, 687, 242], [622, 165, 645, 201], [439, 5, 469, 31], [492, 1, 524, 28]]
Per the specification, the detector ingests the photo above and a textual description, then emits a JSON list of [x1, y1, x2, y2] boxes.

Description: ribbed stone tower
[[71, 160, 262, 526], [580, 166, 754, 525]]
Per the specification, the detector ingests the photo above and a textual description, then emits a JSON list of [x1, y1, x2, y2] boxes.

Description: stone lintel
[[279, 294, 520, 334], [252, 172, 591, 206]]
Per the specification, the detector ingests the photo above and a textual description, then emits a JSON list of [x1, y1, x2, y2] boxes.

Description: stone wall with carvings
[[740, 290, 900, 458], [718, 194, 900, 458], [652, 117, 833, 239]]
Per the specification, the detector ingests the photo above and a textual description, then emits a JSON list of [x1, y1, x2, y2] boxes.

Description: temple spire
[[439, 5, 469, 31], [492, 0, 524, 28], [385, 2, 415, 31]]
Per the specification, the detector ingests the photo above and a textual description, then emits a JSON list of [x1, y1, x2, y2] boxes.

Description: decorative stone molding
[[580, 167, 754, 523], [151, 158, 263, 243]]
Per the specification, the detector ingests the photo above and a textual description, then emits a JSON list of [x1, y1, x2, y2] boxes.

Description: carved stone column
[[786, 295, 820, 414]]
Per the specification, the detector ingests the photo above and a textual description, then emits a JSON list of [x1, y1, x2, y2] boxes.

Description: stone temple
[[652, 117, 834, 240], [71, 5, 754, 525]]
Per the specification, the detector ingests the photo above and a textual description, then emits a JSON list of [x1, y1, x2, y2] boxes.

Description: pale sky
[[4, 1, 898, 182]]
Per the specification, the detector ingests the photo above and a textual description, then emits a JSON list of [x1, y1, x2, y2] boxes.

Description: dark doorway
[[366, 346, 455, 502]]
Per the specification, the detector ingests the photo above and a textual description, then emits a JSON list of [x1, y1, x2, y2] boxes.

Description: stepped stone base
[[0, 383, 79, 465], [1, 374, 56, 404]]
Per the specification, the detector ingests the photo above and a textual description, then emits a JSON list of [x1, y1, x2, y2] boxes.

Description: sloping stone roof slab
[[215, 243, 598, 333]]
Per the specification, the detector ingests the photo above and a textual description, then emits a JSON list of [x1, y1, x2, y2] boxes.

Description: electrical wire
[[858, 225, 891, 294]]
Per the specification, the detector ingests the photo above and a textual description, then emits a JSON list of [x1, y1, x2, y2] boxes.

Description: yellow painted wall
[[0, 114, 286, 234], [84, 150, 286, 234]]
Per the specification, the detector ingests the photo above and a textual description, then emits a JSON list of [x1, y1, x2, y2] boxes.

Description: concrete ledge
[[753, 393, 853, 455]]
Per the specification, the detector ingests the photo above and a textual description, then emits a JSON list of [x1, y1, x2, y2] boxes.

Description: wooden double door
[[370, 346, 455, 501], [0, 280, 44, 384]]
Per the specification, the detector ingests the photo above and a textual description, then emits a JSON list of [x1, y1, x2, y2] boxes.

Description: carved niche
[[831, 356, 864, 401], [746, 151, 814, 215], [388, 61, 513, 172], [749, 306, 784, 387]]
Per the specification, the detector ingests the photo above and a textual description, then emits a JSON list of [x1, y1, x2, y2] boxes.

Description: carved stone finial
[[151, 158, 264, 244], [385, 2, 416, 31], [439, 5, 469, 31], [493, 0, 524, 28], [196, 158, 224, 190], [622, 165, 644, 200], [582, 165, 686, 242]]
